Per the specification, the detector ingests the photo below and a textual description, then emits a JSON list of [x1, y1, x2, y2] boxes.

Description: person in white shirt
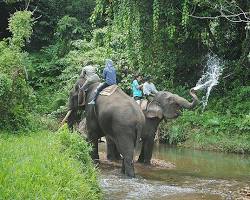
[[143, 76, 158, 100]]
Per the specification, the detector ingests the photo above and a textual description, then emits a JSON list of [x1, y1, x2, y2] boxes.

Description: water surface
[[99, 144, 250, 200]]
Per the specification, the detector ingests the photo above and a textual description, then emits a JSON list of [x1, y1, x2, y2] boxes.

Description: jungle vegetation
[[0, 0, 249, 154]]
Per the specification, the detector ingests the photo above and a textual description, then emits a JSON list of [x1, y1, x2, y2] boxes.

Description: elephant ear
[[68, 90, 79, 110], [162, 94, 181, 118], [78, 90, 85, 106], [145, 101, 163, 119]]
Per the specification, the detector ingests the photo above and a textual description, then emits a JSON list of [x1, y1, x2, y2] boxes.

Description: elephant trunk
[[174, 88, 199, 109]]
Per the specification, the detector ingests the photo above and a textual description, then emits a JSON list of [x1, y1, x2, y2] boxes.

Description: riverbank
[[160, 110, 250, 154], [0, 127, 102, 199]]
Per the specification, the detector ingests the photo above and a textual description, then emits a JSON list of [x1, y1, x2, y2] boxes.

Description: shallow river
[[99, 144, 250, 200]]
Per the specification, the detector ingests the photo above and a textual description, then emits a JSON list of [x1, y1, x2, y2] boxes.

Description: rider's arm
[[143, 82, 150, 95], [151, 83, 158, 94], [103, 67, 107, 80]]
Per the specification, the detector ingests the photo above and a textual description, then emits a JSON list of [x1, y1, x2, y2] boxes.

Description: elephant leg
[[116, 139, 135, 177], [120, 153, 134, 177], [123, 156, 135, 177], [142, 136, 155, 165], [121, 158, 125, 174], [106, 137, 122, 161], [124, 156, 135, 177], [137, 141, 145, 163], [113, 146, 122, 160], [88, 138, 99, 162]]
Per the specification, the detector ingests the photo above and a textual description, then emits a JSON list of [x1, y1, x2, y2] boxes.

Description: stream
[[99, 144, 250, 200]]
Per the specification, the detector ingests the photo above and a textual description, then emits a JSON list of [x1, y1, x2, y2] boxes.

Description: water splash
[[193, 55, 223, 111]]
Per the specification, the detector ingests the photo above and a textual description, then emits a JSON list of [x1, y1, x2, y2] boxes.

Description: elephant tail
[[135, 122, 143, 147]]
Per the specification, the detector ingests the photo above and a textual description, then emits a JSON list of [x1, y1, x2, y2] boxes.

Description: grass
[[160, 111, 250, 154], [181, 130, 250, 153], [0, 127, 102, 200]]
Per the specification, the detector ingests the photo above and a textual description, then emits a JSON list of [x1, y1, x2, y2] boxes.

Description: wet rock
[[150, 158, 176, 169], [233, 186, 250, 200]]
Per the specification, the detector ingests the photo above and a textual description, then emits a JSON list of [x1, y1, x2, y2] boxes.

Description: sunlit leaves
[[0, 10, 35, 130], [8, 11, 34, 49]]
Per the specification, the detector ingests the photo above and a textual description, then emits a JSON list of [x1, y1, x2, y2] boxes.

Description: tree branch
[[187, 1, 250, 23]]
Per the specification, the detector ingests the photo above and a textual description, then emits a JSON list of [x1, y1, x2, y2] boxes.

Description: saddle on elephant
[[78, 84, 118, 106], [136, 94, 155, 111], [140, 99, 148, 111], [99, 84, 118, 96]]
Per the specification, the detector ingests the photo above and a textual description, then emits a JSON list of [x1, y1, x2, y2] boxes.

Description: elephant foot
[[137, 160, 151, 166], [121, 159, 125, 174], [123, 158, 135, 178], [137, 153, 145, 163], [137, 158, 144, 163], [143, 160, 151, 166]]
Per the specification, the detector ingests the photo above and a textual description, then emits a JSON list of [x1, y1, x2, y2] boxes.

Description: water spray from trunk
[[193, 55, 223, 111]]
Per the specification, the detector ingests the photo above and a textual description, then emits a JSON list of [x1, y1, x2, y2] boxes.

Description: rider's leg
[[88, 82, 109, 104]]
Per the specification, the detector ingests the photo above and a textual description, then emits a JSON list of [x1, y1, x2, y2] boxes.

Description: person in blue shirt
[[88, 59, 117, 104], [131, 74, 143, 104]]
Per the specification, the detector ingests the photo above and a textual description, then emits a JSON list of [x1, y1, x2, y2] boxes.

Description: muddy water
[[99, 144, 250, 200]]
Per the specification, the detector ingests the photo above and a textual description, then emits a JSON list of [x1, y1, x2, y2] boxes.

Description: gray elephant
[[64, 78, 145, 177], [107, 89, 199, 165]]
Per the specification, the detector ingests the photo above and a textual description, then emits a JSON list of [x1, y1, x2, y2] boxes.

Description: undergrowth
[[0, 127, 102, 199]]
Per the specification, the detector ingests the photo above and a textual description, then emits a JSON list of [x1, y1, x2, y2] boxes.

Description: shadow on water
[[99, 143, 250, 200]]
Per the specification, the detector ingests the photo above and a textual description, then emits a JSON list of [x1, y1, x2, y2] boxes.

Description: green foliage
[[0, 73, 12, 96], [55, 15, 85, 56], [160, 123, 186, 145], [57, 126, 95, 173], [181, 0, 189, 27], [210, 86, 250, 115], [8, 11, 34, 49], [92, 27, 107, 47], [29, 0, 95, 47], [160, 109, 250, 153], [0, 11, 35, 131], [4, 0, 26, 4], [92, 0, 250, 89], [0, 130, 102, 199]]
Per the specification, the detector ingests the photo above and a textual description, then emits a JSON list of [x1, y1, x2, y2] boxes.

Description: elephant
[[106, 88, 199, 165], [64, 77, 145, 177]]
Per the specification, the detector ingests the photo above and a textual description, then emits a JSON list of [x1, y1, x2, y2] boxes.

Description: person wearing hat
[[79, 61, 100, 92], [88, 59, 117, 105], [143, 76, 158, 101]]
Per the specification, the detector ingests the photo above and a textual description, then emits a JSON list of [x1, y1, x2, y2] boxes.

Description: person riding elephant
[[106, 88, 199, 165], [131, 74, 143, 104], [61, 61, 99, 130], [78, 61, 100, 106], [143, 76, 158, 101], [63, 60, 145, 177], [88, 59, 117, 104]]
